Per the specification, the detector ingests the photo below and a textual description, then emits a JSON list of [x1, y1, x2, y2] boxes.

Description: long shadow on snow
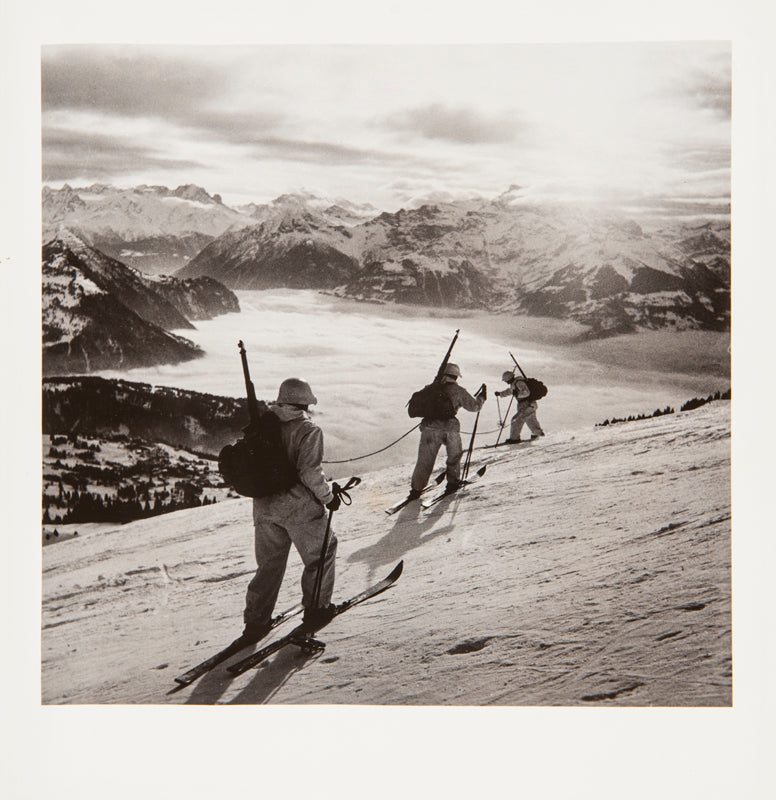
[[228, 645, 321, 704], [181, 640, 317, 705], [347, 498, 455, 583], [181, 649, 248, 705]]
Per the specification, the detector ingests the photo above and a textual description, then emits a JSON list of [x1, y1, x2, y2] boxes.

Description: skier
[[407, 363, 486, 499], [241, 377, 342, 642], [496, 370, 545, 443]]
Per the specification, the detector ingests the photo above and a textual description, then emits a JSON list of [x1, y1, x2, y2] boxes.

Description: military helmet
[[443, 362, 462, 378], [501, 370, 514, 383], [277, 378, 317, 405]]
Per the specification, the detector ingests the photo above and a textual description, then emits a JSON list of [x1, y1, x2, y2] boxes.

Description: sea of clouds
[[95, 290, 729, 479]]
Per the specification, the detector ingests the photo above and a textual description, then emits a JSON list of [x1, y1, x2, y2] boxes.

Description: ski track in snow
[[41, 403, 731, 706]]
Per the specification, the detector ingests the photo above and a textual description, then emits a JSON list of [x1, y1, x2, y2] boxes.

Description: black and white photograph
[[3, 1, 773, 798]]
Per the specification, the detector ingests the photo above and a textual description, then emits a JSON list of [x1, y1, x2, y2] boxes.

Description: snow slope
[[41, 401, 730, 707]]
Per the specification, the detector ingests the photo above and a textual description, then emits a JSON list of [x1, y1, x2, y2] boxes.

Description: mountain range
[[42, 231, 239, 375], [42, 183, 254, 274], [42, 184, 377, 275], [42, 183, 730, 338], [179, 189, 730, 337]]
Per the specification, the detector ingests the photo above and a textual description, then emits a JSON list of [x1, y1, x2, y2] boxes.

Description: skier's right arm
[[295, 427, 335, 506], [455, 384, 486, 412]]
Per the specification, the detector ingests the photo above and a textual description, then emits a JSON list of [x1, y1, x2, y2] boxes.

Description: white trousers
[[243, 487, 337, 626], [509, 401, 543, 440]]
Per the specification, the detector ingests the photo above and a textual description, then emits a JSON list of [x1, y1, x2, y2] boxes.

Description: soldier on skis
[[407, 362, 486, 500], [496, 370, 545, 443], [241, 377, 342, 642]]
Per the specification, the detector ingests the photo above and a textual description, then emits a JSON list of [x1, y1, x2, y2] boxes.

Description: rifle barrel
[[434, 329, 460, 383], [238, 340, 260, 424], [509, 351, 527, 379]]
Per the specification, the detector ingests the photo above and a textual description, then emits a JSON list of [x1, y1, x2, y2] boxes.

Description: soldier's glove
[[325, 477, 361, 512]]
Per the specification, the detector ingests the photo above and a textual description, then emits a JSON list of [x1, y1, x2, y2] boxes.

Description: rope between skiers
[[323, 422, 501, 464], [323, 423, 421, 464]]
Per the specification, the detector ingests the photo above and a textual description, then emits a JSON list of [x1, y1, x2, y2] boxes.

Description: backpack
[[218, 411, 298, 498], [523, 377, 548, 401], [407, 383, 457, 420]]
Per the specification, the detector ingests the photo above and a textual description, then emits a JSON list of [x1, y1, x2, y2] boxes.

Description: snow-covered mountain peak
[[170, 184, 224, 205], [51, 227, 90, 251], [239, 190, 379, 228], [48, 229, 145, 279], [41, 183, 258, 274]]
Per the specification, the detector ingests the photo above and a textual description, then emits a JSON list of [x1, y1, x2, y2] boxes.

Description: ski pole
[[462, 384, 485, 481], [496, 394, 503, 426], [462, 409, 480, 481], [462, 398, 480, 479], [311, 476, 361, 611], [495, 393, 514, 446], [495, 351, 524, 445]]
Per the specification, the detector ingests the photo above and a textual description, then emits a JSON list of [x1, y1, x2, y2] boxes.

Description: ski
[[385, 470, 446, 515], [226, 560, 404, 677], [168, 602, 303, 693], [422, 464, 487, 509], [481, 436, 543, 450]]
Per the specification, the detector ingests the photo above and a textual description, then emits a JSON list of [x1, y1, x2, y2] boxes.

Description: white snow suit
[[496, 377, 544, 440], [243, 404, 337, 628], [410, 379, 484, 492]]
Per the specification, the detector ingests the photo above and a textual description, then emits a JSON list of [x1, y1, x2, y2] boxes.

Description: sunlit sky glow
[[41, 42, 730, 212]]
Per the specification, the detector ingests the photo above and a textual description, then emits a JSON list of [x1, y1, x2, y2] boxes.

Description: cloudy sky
[[41, 42, 730, 213]]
